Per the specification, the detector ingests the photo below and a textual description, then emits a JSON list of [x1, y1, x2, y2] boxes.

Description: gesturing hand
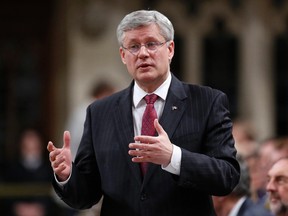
[[128, 119, 173, 167], [47, 131, 72, 181]]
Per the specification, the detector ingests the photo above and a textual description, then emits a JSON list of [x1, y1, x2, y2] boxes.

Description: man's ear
[[168, 40, 175, 61], [119, 47, 126, 64]]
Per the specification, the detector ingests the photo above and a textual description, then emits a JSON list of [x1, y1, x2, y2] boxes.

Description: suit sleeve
[[177, 91, 240, 196], [52, 105, 103, 209]]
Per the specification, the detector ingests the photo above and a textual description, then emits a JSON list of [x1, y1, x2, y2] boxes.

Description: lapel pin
[[172, 106, 177, 111]]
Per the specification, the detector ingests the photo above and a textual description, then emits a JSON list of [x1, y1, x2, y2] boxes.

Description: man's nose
[[266, 180, 276, 191], [138, 45, 149, 56]]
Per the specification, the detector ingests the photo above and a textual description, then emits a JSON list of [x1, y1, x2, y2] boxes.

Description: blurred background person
[[4, 128, 55, 216], [252, 137, 288, 204], [236, 136, 288, 216], [232, 118, 259, 170], [6, 128, 52, 182], [213, 156, 271, 216], [65, 80, 115, 160], [232, 118, 260, 200], [266, 157, 288, 216], [232, 119, 258, 159]]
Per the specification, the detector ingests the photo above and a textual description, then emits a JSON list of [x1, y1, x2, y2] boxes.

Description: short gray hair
[[116, 10, 174, 46]]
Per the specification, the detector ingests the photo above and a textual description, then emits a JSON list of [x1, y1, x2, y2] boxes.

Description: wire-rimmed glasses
[[122, 41, 168, 55]]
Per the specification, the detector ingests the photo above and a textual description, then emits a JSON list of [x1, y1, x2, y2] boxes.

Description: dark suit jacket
[[238, 198, 258, 216], [53, 74, 240, 216], [238, 197, 273, 216]]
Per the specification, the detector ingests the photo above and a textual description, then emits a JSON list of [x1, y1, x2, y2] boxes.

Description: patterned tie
[[140, 93, 158, 176]]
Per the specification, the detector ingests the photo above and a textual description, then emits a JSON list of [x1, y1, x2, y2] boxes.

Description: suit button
[[140, 193, 147, 201]]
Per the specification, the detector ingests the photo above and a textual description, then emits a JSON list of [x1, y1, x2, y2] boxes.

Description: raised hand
[[128, 119, 173, 167], [47, 131, 72, 181]]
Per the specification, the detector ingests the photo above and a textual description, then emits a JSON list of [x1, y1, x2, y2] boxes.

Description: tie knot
[[144, 94, 158, 104]]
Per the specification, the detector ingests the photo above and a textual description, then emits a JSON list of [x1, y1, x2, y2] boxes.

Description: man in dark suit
[[47, 10, 240, 216]]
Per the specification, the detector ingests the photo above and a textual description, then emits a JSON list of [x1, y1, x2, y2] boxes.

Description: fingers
[[47, 140, 63, 163], [134, 135, 155, 144], [51, 154, 66, 168], [129, 142, 149, 151], [130, 121, 171, 165], [48, 146, 69, 174], [47, 130, 70, 153], [46, 132, 72, 181], [47, 141, 55, 152], [53, 163, 66, 174], [50, 155, 70, 181], [128, 147, 150, 162]]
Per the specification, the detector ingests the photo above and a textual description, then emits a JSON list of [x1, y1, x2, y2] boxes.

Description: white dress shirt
[[132, 72, 181, 175]]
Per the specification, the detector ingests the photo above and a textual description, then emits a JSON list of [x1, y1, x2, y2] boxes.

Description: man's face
[[119, 24, 174, 93], [256, 143, 288, 192], [266, 159, 288, 215]]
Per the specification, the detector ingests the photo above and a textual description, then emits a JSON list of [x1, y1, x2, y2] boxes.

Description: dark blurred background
[[0, 0, 287, 215]]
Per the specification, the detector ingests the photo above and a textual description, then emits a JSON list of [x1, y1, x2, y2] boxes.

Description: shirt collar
[[228, 196, 247, 216], [133, 72, 172, 107]]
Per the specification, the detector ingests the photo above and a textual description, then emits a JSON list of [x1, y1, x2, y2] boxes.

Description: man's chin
[[137, 74, 156, 84], [270, 202, 287, 215]]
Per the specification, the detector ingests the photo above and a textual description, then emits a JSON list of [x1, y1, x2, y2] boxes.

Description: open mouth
[[138, 63, 151, 68]]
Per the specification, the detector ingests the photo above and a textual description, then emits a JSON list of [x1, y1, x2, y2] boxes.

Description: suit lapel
[[160, 74, 187, 142], [113, 83, 143, 185]]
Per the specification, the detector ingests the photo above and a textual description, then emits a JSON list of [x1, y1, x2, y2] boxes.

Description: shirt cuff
[[162, 144, 181, 175], [55, 169, 72, 187]]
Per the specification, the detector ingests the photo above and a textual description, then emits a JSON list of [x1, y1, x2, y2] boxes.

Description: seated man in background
[[213, 156, 272, 216], [266, 157, 288, 216]]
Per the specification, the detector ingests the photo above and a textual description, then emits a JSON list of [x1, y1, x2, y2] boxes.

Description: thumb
[[154, 119, 166, 136], [63, 130, 71, 149]]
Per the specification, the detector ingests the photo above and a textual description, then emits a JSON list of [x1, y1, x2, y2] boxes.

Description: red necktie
[[140, 94, 158, 176]]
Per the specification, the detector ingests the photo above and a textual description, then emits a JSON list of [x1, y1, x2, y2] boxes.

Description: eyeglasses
[[122, 41, 168, 55]]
